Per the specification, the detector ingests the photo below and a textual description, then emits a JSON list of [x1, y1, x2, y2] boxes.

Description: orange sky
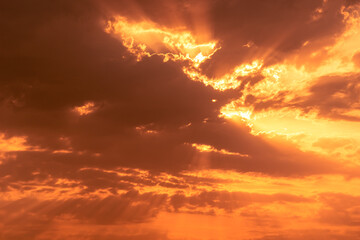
[[1, 0, 360, 239]]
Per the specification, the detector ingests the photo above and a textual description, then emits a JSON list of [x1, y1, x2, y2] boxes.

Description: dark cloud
[[0, 0, 223, 174], [345, 0, 360, 7], [0, 200, 170, 240], [1, 1, 360, 239], [0, 189, 312, 239], [0, 0, 355, 180], [0, 2, 358, 210], [0, 191, 168, 239], [0, 118, 350, 190], [201, 0, 349, 77], [318, 193, 360, 226], [353, 52, 360, 68], [292, 74, 360, 121]]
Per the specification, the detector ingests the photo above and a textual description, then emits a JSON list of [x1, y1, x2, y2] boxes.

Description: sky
[[1, 0, 360, 239]]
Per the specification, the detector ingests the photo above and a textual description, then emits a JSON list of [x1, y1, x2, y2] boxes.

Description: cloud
[[312, 137, 353, 151], [0, 191, 168, 239], [0, 0, 357, 180], [292, 74, 360, 121], [201, 0, 349, 76], [318, 193, 360, 226], [170, 190, 311, 213], [353, 52, 360, 68], [1, 1, 360, 239]]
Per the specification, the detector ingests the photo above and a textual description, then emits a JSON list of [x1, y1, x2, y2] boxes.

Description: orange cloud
[[2, 0, 360, 239]]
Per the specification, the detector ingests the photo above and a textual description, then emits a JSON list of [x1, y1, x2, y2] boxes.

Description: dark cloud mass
[[292, 74, 360, 121], [1, 0, 351, 177], [1, 0, 360, 239], [202, 0, 348, 76]]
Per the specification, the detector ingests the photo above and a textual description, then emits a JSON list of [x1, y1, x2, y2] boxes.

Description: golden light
[[105, 16, 219, 65], [4, 1, 360, 240], [73, 102, 97, 116], [0, 133, 44, 153], [182, 60, 263, 90], [106, 17, 270, 91], [0, 134, 29, 152], [190, 143, 249, 157]]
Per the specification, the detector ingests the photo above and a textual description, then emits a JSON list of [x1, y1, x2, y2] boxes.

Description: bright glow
[[0, 133, 43, 152], [135, 125, 159, 134], [73, 102, 96, 115], [106, 16, 219, 65], [183, 60, 263, 90], [4, 3, 360, 240], [106, 17, 266, 91], [191, 143, 249, 157], [0, 134, 28, 152]]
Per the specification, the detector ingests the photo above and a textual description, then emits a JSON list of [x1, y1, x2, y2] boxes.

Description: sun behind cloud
[[1, 1, 360, 239]]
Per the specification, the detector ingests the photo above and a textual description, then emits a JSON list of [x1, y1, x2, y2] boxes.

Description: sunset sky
[[1, 0, 360, 239]]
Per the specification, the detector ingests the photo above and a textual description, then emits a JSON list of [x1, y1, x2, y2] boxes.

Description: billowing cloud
[[2, 0, 360, 239]]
